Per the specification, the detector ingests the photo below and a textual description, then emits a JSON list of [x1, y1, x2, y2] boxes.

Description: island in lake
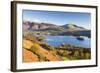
[[22, 21, 91, 62]]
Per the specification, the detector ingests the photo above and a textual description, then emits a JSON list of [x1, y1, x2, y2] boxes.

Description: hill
[[61, 24, 86, 31], [23, 21, 90, 37]]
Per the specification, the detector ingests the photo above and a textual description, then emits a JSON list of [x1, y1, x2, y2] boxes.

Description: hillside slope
[[23, 39, 62, 62]]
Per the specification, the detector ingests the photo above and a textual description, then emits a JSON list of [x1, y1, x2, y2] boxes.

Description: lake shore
[[40, 43, 91, 60], [23, 34, 91, 62]]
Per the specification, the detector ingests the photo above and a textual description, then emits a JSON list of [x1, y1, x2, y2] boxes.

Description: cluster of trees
[[23, 31, 91, 61], [23, 31, 46, 43], [40, 43, 55, 50], [40, 43, 91, 60]]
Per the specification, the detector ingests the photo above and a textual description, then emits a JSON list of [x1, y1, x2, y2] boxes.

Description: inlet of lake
[[44, 36, 91, 48]]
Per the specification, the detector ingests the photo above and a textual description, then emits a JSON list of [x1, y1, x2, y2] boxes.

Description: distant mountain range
[[23, 21, 91, 37], [61, 24, 86, 31]]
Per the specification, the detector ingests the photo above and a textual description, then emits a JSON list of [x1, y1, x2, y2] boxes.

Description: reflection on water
[[44, 36, 91, 48]]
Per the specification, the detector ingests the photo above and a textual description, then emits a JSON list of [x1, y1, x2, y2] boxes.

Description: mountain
[[23, 21, 90, 37], [61, 24, 86, 31], [23, 21, 59, 30], [60, 24, 90, 37], [23, 21, 87, 31]]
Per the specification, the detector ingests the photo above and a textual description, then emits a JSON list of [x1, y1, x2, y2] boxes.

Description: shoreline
[[23, 34, 91, 62]]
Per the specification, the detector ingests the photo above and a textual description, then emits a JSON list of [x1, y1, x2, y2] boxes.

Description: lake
[[44, 36, 91, 48]]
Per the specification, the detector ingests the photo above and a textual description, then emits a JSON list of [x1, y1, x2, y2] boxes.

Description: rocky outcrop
[[23, 21, 87, 31], [23, 21, 90, 37], [23, 21, 59, 30]]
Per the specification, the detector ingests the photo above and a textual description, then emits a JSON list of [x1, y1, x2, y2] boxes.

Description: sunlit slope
[[23, 39, 62, 62]]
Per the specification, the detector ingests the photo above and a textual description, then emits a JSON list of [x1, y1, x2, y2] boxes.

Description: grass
[[61, 57, 70, 61], [23, 33, 91, 62]]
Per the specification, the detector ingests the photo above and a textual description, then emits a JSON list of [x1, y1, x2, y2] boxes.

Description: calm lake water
[[44, 36, 91, 48]]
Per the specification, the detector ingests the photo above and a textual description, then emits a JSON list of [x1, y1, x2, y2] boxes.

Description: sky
[[23, 10, 91, 29]]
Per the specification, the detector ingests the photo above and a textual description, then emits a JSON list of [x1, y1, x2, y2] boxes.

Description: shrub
[[40, 43, 55, 50], [62, 57, 69, 61], [37, 36, 46, 41]]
